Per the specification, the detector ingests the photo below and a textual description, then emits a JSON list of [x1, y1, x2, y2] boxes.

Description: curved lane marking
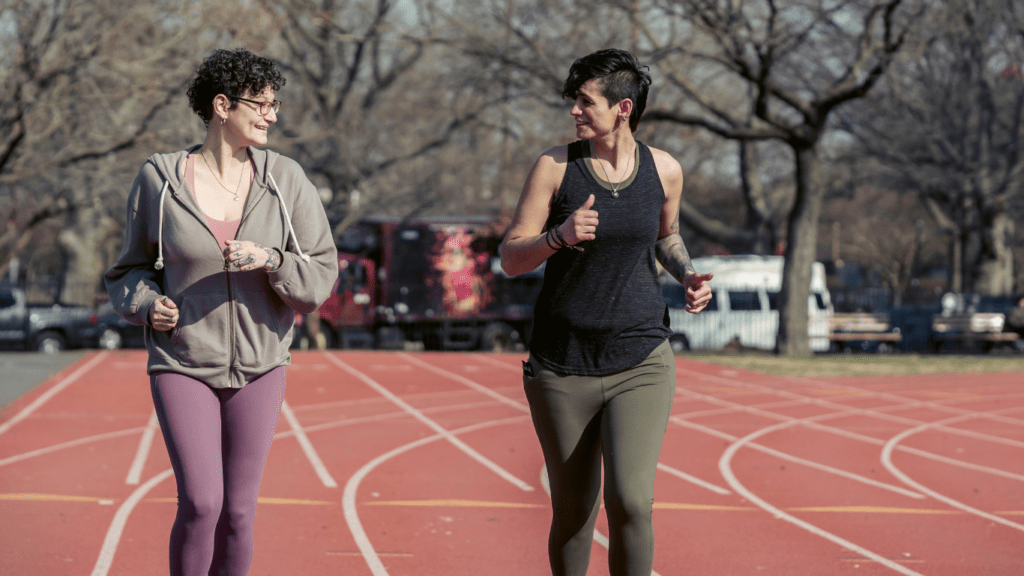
[[678, 366, 1024, 451], [881, 412, 1024, 533], [90, 468, 174, 576], [125, 411, 159, 485], [718, 417, 925, 576], [406, 354, 731, 495], [678, 380, 1024, 489], [673, 416, 924, 499], [324, 353, 533, 491], [342, 416, 530, 576], [0, 352, 107, 437]]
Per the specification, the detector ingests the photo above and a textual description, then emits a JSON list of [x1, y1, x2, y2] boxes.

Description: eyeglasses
[[229, 95, 282, 115]]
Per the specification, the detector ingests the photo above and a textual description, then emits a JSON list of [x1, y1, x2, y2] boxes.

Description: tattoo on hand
[[237, 255, 256, 268], [262, 246, 281, 271]]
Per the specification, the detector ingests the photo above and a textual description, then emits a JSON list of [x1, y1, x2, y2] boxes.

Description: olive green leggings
[[524, 340, 676, 576]]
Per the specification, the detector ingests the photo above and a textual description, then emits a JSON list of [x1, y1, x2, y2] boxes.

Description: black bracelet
[[544, 228, 559, 251], [552, 225, 569, 247], [552, 225, 583, 251]]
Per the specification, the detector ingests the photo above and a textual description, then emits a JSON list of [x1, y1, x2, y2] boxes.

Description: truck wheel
[[480, 322, 518, 353], [668, 334, 690, 353], [98, 328, 123, 350], [35, 331, 66, 354]]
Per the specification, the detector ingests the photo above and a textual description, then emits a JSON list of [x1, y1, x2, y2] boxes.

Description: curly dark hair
[[562, 49, 652, 132], [186, 48, 286, 127]]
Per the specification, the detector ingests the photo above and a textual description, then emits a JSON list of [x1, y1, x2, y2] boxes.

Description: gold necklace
[[593, 143, 635, 199], [201, 151, 247, 201]]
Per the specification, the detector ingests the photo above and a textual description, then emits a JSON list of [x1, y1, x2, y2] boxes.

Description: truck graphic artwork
[[428, 227, 493, 317], [314, 216, 543, 351]]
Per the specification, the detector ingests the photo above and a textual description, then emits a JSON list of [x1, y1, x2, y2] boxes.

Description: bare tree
[[638, 0, 922, 355], [0, 0, 253, 302], [252, 0, 508, 235], [839, 0, 1024, 297]]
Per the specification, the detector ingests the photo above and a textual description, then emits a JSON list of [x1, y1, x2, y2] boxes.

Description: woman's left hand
[[223, 240, 282, 272]]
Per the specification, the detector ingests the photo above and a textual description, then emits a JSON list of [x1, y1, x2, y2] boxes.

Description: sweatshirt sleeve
[[265, 161, 339, 314], [104, 163, 162, 327]]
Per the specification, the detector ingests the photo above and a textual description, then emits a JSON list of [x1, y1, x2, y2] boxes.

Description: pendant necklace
[[201, 151, 246, 201], [594, 143, 635, 199]]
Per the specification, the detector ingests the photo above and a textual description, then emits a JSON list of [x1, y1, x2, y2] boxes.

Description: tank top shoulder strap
[[567, 140, 586, 163]]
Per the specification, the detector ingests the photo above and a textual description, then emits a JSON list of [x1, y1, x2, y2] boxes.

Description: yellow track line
[[4, 494, 1020, 517]]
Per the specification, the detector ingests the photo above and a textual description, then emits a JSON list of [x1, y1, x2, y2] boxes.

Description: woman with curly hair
[[105, 48, 338, 575]]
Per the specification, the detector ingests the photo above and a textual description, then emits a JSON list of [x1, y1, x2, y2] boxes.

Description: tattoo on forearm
[[262, 246, 281, 271], [656, 233, 695, 283]]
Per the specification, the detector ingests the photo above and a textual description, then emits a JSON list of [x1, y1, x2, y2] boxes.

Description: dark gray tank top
[[530, 140, 670, 375]]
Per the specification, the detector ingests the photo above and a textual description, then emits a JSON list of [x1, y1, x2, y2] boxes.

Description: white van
[[662, 255, 833, 352]]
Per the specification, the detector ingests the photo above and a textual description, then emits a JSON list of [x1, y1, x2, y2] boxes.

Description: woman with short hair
[[501, 48, 713, 576]]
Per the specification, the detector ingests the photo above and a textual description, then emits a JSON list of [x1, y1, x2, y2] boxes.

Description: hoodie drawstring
[[153, 170, 311, 271], [154, 181, 169, 270], [267, 172, 312, 264]]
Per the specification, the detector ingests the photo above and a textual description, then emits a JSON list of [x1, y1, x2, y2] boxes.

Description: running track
[[2, 350, 1024, 575]]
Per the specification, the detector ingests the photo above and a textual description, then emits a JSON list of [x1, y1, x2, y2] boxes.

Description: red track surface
[[2, 350, 1024, 575]]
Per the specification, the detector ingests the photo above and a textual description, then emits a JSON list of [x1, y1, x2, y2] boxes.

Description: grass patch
[[682, 353, 1024, 378]]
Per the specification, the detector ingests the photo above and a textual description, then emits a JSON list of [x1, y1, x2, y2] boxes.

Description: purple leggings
[[151, 368, 286, 576]]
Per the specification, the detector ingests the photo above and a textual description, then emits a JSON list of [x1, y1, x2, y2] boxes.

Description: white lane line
[[400, 354, 530, 413], [324, 353, 533, 492], [90, 468, 175, 576], [343, 416, 531, 576], [675, 389, 926, 498], [677, 398, 810, 420], [281, 399, 338, 488], [719, 420, 925, 576], [411, 353, 731, 495], [677, 371, 1024, 487], [0, 352, 107, 437], [882, 412, 1024, 533], [797, 374, 1024, 428], [0, 427, 145, 468], [678, 366, 1024, 451], [539, 465, 664, 576], [125, 411, 159, 485], [673, 416, 924, 499], [655, 462, 731, 495], [472, 355, 522, 372]]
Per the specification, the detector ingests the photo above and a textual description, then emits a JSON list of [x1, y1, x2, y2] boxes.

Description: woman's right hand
[[150, 296, 179, 331], [559, 193, 598, 246]]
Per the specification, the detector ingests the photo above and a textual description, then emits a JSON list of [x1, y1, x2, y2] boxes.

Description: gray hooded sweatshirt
[[105, 145, 338, 388]]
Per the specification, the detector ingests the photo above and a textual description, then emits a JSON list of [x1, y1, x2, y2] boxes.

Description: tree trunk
[[974, 210, 1014, 295], [57, 203, 114, 306], [776, 145, 823, 356]]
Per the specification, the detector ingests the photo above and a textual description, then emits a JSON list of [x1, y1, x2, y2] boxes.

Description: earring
[[220, 118, 226, 126]]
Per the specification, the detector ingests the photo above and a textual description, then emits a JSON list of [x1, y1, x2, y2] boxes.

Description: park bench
[[828, 312, 902, 352], [930, 312, 1019, 351]]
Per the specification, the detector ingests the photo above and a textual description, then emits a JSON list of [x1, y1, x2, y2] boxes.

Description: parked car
[[93, 301, 146, 349], [0, 285, 101, 352]]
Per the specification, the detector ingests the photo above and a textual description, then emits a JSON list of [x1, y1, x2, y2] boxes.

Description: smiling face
[[225, 87, 277, 147], [571, 78, 623, 140]]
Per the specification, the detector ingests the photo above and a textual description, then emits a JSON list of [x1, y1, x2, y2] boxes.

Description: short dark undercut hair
[[562, 49, 652, 132], [186, 48, 286, 127]]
